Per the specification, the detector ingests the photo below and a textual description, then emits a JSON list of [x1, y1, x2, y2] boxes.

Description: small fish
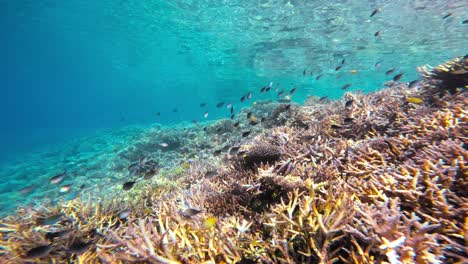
[[310, 71, 314, 76], [408, 80, 419, 88], [204, 216, 217, 228], [303, 69, 306, 76], [156, 112, 161, 116], [246, 112, 252, 119], [226, 103, 232, 109], [341, 59, 346, 65], [316, 75, 323, 80], [463, 19, 468, 24], [345, 99, 353, 108], [344, 117, 354, 123], [247, 92, 252, 99], [240, 96, 246, 102], [375, 60, 383, 68], [230, 114, 235, 120], [249, 116, 258, 125], [233, 122, 240, 127], [442, 13, 452, 19], [393, 73, 404, 82], [319, 96, 329, 101], [205, 170, 218, 178], [118, 209, 131, 219], [60, 185, 72, 193], [242, 131, 251, 137], [160, 142, 169, 148], [229, 146, 240, 155], [216, 102, 224, 108], [65, 191, 79, 201], [37, 214, 63, 226], [335, 65, 342, 71], [182, 208, 203, 218], [122, 181, 136, 191], [200, 103, 207, 107], [19, 185, 36, 195], [25, 245, 52, 259], [45, 229, 73, 241], [265, 86, 271, 92], [374, 31, 381, 37], [269, 81, 273, 88], [341, 84, 352, 90], [230, 107, 234, 114], [290, 87, 297, 94], [331, 124, 342, 129], [260, 117, 266, 122], [277, 90, 284, 97], [50, 172, 66, 184], [370, 8, 381, 17], [203, 112, 208, 118], [68, 241, 92, 255], [350, 69, 357, 74], [406, 97, 424, 104], [213, 149, 222, 156], [192, 120, 198, 124], [385, 68, 396, 75]]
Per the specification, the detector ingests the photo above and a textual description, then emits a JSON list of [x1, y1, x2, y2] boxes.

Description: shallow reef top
[[0, 57, 466, 263]]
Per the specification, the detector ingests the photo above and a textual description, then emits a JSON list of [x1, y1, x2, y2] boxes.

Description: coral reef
[[0, 57, 466, 263]]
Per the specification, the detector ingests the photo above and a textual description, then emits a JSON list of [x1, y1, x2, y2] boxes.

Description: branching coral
[[0, 57, 466, 263]]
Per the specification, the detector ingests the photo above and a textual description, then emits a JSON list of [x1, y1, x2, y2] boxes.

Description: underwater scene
[[0, 0, 467, 263]]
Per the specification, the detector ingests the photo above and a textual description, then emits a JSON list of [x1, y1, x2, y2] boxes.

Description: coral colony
[[0, 57, 466, 263]]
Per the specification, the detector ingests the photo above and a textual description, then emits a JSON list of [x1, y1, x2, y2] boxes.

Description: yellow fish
[[406, 97, 424, 104], [350, 69, 357, 74]]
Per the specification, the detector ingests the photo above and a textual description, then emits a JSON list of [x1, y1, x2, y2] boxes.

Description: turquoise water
[[0, 1, 466, 214]]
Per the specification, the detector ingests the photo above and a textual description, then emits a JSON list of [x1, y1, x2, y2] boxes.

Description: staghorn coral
[[0, 57, 466, 263], [418, 55, 468, 93]]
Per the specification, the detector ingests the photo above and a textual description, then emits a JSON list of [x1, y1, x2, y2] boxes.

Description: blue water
[[0, 1, 466, 213]]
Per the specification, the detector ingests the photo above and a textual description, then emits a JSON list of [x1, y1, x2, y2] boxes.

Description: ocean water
[[0, 0, 466, 214]]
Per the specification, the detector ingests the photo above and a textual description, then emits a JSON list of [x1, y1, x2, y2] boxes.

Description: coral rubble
[[0, 57, 466, 263]]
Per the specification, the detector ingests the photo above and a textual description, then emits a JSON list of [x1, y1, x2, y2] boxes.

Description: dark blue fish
[[200, 103, 207, 107], [290, 87, 297, 94], [370, 8, 380, 17], [442, 13, 452, 19], [463, 19, 468, 24], [335, 65, 342, 71], [240, 96, 246, 102], [341, 59, 346, 65], [393, 73, 404, 82], [385, 68, 396, 75], [216, 102, 224, 108], [374, 31, 381, 37], [408, 80, 419, 88], [303, 69, 306, 76], [123, 181, 136, 191], [316, 75, 323, 80], [25, 245, 52, 258], [341, 84, 352, 90]]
